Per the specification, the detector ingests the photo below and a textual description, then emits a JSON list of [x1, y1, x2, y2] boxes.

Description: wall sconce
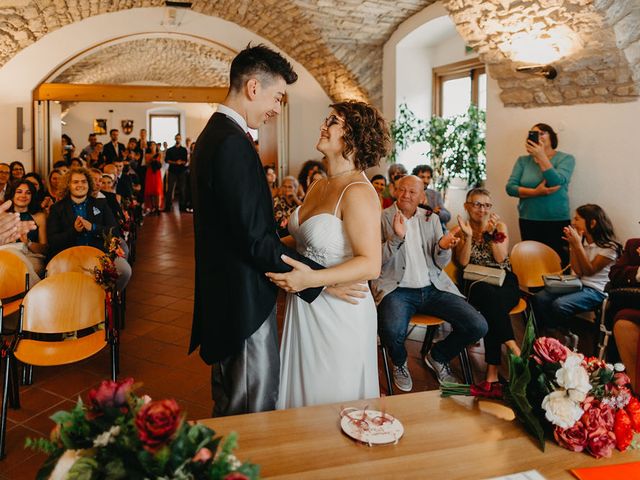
[[516, 65, 557, 80]]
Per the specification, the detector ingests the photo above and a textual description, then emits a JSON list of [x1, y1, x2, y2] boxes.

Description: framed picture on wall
[[93, 119, 107, 135], [121, 119, 134, 135]]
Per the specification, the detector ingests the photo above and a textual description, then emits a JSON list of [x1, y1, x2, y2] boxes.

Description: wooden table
[[199, 391, 640, 479]]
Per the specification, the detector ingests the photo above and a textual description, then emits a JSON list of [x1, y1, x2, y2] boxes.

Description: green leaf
[[67, 456, 98, 480], [104, 458, 127, 479]]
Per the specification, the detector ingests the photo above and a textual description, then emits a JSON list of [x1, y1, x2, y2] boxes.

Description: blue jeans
[[532, 287, 606, 329], [378, 286, 488, 366]]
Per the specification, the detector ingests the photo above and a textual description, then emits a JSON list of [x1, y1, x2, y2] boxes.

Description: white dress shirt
[[398, 206, 431, 288], [216, 104, 249, 134]]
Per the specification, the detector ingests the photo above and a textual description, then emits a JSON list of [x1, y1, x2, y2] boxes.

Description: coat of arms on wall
[[121, 120, 134, 135]]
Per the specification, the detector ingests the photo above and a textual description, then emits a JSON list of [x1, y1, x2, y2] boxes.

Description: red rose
[[87, 377, 134, 414], [532, 337, 569, 365], [614, 409, 634, 451], [554, 422, 588, 452], [224, 474, 249, 480], [135, 399, 182, 452], [587, 429, 616, 458]]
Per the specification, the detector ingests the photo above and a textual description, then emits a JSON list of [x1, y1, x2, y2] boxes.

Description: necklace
[[327, 168, 358, 180]]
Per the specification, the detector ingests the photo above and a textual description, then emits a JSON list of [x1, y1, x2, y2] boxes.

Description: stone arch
[[0, 1, 435, 106]]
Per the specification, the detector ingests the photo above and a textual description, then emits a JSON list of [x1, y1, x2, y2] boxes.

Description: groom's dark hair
[[229, 44, 298, 93]]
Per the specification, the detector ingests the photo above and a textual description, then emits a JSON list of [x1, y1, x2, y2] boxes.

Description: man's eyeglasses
[[323, 114, 344, 128], [468, 201, 492, 210]]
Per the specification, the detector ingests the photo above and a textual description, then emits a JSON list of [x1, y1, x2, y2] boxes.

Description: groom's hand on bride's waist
[[325, 282, 368, 305]]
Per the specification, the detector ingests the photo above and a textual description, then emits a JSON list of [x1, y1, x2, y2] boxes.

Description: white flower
[[614, 363, 626, 372], [93, 425, 121, 447], [556, 353, 591, 402], [542, 390, 584, 429]]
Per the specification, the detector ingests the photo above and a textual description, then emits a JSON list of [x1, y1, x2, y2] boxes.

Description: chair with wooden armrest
[[0, 272, 116, 460]]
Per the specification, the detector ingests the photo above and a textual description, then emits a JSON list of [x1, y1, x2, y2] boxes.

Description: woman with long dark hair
[[532, 204, 621, 333], [5, 179, 47, 276], [296, 159, 325, 199]]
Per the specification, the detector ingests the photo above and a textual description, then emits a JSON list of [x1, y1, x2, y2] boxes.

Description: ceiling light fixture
[[516, 64, 557, 80]]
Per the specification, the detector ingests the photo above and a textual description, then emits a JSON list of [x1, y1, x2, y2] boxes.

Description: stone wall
[[443, 0, 640, 107], [2, 1, 639, 108]]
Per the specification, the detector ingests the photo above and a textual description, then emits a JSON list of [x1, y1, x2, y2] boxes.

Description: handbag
[[463, 264, 506, 287], [542, 274, 583, 294]]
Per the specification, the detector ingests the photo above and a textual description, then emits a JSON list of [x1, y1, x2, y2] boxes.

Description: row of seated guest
[[0, 165, 133, 292]]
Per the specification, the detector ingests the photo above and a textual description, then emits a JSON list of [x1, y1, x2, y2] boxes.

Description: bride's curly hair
[[330, 101, 390, 171]]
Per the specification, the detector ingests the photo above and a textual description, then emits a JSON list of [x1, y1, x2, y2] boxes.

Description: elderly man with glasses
[[372, 175, 487, 391], [0, 163, 9, 202]]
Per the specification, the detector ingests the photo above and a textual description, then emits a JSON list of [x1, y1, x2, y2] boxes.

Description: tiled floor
[[0, 209, 483, 478]]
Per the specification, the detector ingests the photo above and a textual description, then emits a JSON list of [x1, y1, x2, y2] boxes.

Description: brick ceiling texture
[[1, 0, 639, 108]]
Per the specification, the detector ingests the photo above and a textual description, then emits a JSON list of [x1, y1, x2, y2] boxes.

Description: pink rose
[[587, 429, 616, 458], [192, 447, 213, 463], [614, 372, 632, 387], [533, 337, 569, 365], [87, 378, 134, 415], [582, 400, 614, 433], [554, 422, 588, 452]]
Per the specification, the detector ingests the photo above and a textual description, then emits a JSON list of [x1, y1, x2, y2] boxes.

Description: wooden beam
[[33, 84, 228, 103]]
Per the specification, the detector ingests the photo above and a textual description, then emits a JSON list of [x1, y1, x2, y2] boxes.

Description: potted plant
[[389, 103, 486, 199]]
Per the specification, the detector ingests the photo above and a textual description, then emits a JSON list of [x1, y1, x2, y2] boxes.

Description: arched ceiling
[[51, 37, 234, 86], [1, 1, 639, 108], [0, 0, 435, 106]]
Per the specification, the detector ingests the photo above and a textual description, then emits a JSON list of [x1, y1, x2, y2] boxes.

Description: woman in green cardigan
[[506, 123, 575, 265]]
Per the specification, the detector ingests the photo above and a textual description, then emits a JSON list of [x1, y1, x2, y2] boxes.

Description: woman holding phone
[[505, 123, 575, 265]]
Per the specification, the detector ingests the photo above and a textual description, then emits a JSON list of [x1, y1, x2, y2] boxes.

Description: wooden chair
[[46, 245, 102, 276], [0, 250, 30, 327], [0, 272, 116, 459], [47, 245, 124, 357], [509, 240, 563, 331], [0, 251, 29, 412]]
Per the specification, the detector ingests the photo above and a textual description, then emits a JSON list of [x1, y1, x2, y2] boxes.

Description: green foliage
[[26, 379, 259, 480], [389, 103, 486, 196], [505, 313, 546, 451]]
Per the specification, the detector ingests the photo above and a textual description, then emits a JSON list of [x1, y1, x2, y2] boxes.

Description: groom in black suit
[[189, 45, 324, 417]]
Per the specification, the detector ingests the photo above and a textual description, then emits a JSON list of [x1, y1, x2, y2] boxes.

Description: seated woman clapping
[[454, 188, 520, 384], [5, 179, 47, 277], [532, 204, 622, 333]]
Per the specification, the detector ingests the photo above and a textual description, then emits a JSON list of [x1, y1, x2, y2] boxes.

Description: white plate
[[340, 408, 404, 445]]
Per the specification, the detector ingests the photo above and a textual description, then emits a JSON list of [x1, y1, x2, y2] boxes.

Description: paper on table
[[485, 470, 546, 480], [571, 461, 640, 480]]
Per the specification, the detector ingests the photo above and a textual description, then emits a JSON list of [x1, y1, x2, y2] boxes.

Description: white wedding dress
[[277, 181, 380, 409]]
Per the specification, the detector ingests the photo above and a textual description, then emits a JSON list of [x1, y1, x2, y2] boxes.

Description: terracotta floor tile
[[36, 368, 104, 401], [22, 399, 76, 436], [0, 425, 46, 471], [141, 307, 185, 324]]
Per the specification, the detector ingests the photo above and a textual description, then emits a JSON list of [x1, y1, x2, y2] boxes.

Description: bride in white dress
[[266, 101, 390, 409]]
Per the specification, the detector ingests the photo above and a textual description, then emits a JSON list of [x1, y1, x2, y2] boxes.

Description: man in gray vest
[[372, 175, 487, 391]]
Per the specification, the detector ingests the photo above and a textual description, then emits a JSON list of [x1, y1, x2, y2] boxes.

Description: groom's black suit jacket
[[189, 112, 323, 364]]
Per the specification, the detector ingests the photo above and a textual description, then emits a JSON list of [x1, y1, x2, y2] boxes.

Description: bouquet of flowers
[[441, 317, 640, 458], [90, 230, 125, 291], [26, 378, 259, 480]]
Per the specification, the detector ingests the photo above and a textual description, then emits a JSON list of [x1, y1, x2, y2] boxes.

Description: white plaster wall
[[0, 8, 331, 177], [485, 73, 640, 245], [62, 102, 215, 148]]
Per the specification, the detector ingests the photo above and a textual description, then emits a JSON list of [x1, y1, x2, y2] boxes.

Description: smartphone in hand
[[527, 130, 539, 144]]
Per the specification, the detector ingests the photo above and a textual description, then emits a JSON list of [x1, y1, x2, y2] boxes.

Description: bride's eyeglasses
[[323, 114, 344, 128]]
